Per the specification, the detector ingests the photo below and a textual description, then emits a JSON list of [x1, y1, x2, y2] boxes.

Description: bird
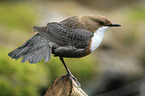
[[8, 15, 121, 83]]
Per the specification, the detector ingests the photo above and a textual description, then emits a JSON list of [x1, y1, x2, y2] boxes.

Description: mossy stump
[[44, 74, 88, 96]]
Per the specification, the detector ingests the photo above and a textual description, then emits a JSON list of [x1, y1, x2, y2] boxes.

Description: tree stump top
[[45, 75, 88, 96]]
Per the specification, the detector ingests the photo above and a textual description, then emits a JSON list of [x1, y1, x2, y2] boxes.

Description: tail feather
[[44, 48, 51, 62], [34, 48, 46, 63], [21, 52, 33, 63], [8, 34, 51, 63]]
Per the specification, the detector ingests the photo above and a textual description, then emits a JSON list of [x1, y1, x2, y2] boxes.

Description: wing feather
[[8, 34, 51, 63], [33, 23, 93, 48]]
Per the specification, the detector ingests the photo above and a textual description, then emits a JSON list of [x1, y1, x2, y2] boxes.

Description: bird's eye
[[99, 21, 104, 25]]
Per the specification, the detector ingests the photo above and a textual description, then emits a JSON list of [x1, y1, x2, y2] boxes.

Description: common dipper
[[8, 15, 121, 83]]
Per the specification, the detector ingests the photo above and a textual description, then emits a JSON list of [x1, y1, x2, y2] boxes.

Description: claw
[[67, 73, 81, 87], [61, 75, 66, 82]]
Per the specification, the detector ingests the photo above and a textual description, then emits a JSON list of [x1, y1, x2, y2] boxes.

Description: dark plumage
[[8, 15, 121, 84], [8, 34, 51, 63]]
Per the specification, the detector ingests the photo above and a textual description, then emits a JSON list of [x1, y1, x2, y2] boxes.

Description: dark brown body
[[52, 46, 91, 58]]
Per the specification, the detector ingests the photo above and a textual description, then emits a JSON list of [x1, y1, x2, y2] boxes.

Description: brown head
[[60, 15, 121, 32], [79, 15, 121, 32]]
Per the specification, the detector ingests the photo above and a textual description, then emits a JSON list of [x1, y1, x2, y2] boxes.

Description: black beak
[[109, 23, 121, 27]]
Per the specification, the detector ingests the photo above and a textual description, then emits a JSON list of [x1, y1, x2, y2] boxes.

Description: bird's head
[[80, 15, 121, 32]]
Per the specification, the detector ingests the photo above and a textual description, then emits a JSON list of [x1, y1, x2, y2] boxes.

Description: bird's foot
[[61, 75, 66, 82], [67, 73, 81, 87]]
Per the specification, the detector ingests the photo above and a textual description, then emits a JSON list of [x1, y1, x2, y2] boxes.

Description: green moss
[[0, 79, 14, 96]]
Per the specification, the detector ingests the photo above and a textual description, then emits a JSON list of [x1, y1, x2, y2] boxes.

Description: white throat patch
[[90, 26, 109, 52]]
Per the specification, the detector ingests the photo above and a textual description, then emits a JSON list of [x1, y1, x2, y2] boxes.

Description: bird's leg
[[59, 56, 72, 75], [59, 56, 81, 87]]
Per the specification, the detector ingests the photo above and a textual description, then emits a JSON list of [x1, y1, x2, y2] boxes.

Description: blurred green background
[[0, 0, 145, 96]]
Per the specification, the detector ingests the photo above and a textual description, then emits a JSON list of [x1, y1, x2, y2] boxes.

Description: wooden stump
[[44, 75, 88, 96]]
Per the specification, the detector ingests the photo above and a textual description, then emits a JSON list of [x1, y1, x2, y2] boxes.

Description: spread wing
[[8, 34, 51, 63], [33, 23, 93, 49]]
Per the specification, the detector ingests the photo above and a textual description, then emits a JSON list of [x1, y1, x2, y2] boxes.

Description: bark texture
[[45, 75, 88, 96]]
